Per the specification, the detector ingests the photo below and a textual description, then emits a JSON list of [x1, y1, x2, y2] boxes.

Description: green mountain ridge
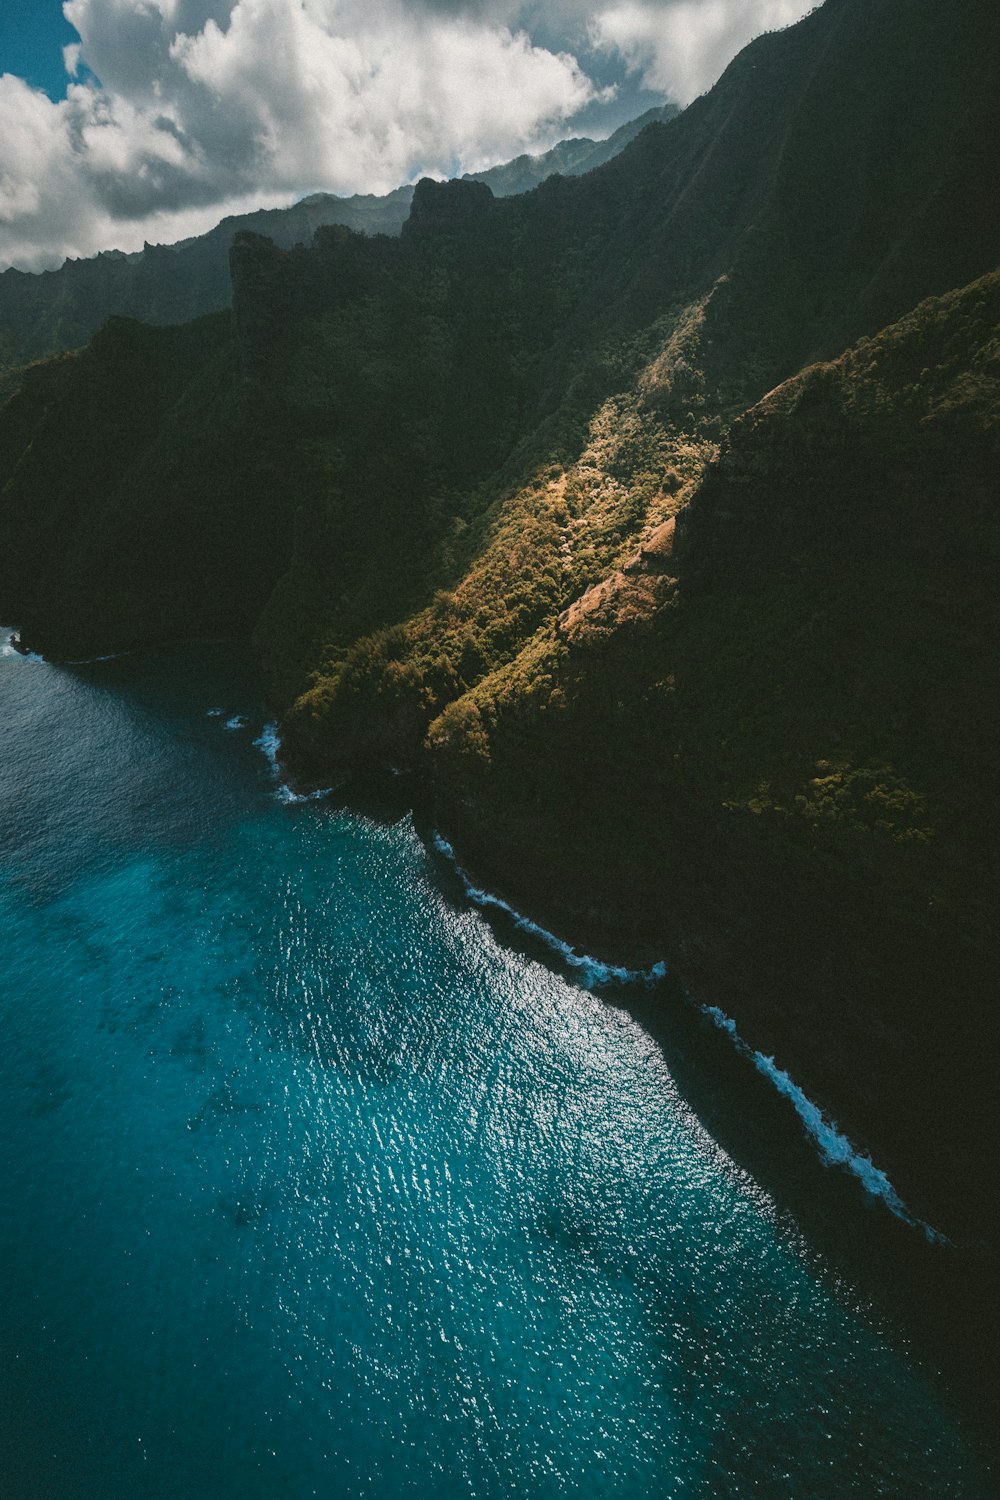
[[0, 106, 677, 400], [0, 0, 998, 1271]]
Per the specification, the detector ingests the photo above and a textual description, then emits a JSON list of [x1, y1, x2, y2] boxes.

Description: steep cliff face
[[3, 0, 996, 676], [461, 105, 678, 194], [274, 0, 1000, 778], [697, 0, 1000, 387], [0, 190, 416, 398], [0, 312, 295, 657], [0, 107, 680, 396], [427, 270, 1000, 1243]]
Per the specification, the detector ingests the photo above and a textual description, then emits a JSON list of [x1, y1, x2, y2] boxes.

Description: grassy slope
[[427, 270, 1000, 1242], [274, 0, 1000, 780], [4, 0, 995, 679]]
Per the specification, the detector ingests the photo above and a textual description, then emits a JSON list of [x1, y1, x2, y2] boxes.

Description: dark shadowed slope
[[0, 106, 678, 397], [426, 270, 1000, 1248]]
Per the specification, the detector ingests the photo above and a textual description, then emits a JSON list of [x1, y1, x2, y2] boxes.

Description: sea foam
[[431, 833, 668, 989], [253, 722, 335, 804], [1, 634, 44, 662], [0, 630, 127, 665], [701, 1006, 946, 1242], [433, 825, 944, 1241], [66, 651, 131, 664]]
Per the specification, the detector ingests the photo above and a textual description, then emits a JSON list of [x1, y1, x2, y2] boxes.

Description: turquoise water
[[0, 629, 991, 1497]]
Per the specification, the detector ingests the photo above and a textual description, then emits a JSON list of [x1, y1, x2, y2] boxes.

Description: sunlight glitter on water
[[0, 629, 992, 1498]]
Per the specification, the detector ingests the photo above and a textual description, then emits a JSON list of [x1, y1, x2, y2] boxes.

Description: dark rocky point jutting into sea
[[1, 0, 998, 1492]]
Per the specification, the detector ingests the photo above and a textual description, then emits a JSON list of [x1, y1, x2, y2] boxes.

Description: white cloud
[[0, 70, 252, 269], [591, 0, 814, 105], [0, 0, 815, 270], [1, 0, 603, 269], [166, 0, 599, 189]]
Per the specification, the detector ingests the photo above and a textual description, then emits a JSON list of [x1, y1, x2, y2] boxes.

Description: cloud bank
[[0, 0, 814, 271], [591, 0, 814, 104]]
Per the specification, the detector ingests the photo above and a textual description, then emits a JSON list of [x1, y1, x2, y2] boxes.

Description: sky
[[0, 0, 814, 272]]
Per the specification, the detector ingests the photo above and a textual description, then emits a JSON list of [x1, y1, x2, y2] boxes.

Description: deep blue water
[[0, 628, 992, 1498]]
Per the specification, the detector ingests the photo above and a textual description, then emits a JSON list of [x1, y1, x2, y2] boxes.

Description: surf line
[[431, 832, 667, 989], [433, 829, 946, 1244], [253, 722, 337, 804], [700, 1006, 948, 1244], [1, 629, 132, 665], [1, 631, 44, 662]]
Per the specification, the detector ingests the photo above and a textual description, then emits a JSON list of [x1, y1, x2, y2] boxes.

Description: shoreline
[[429, 827, 944, 1241], [413, 793, 1000, 1451], [254, 712, 995, 1262], [420, 791, 998, 1241], [9, 623, 995, 1249], [7, 627, 998, 1447]]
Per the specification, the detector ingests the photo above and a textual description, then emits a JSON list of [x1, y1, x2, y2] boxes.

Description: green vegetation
[[420, 271, 999, 1234], [283, 382, 711, 771], [0, 192, 415, 394], [0, 312, 297, 656], [461, 105, 678, 195], [0, 107, 678, 395]]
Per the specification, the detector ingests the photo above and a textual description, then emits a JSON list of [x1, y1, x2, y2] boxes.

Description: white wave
[[702, 1005, 740, 1039], [254, 721, 282, 772], [275, 783, 335, 805], [206, 707, 225, 717], [224, 715, 249, 731], [1, 628, 46, 662], [253, 722, 335, 804], [66, 651, 130, 664], [431, 833, 668, 990], [429, 831, 946, 1241], [2, 632, 133, 665], [701, 1006, 946, 1242], [5, 643, 45, 662], [0, 630, 43, 662]]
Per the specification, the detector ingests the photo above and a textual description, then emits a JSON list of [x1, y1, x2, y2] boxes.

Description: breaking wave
[[431, 833, 668, 990], [66, 651, 132, 664], [702, 1006, 946, 1242], [432, 823, 945, 1242], [0, 630, 128, 665], [1, 633, 44, 662], [253, 722, 335, 804]]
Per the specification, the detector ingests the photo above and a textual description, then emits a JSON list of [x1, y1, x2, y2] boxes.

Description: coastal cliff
[[424, 270, 1000, 1247]]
